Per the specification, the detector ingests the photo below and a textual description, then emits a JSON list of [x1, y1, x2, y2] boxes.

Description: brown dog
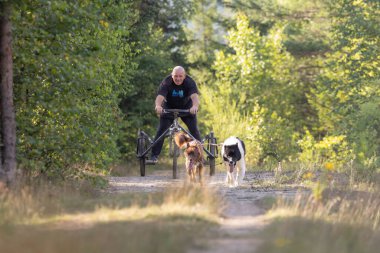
[[174, 132, 204, 184]]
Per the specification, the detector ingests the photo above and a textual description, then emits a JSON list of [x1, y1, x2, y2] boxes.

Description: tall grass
[[269, 160, 380, 230], [0, 181, 222, 225], [0, 179, 103, 225], [0, 181, 221, 253], [257, 216, 380, 253], [271, 191, 380, 230], [0, 186, 42, 225], [256, 187, 380, 253]]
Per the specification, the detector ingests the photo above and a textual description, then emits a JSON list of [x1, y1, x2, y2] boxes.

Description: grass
[[253, 165, 380, 253], [256, 217, 380, 253], [269, 190, 380, 230], [0, 179, 221, 253], [2, 162, 379, 253], [0, 219, 214, 253]]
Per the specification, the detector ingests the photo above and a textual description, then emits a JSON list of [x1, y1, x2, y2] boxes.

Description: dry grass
[[256, 216, 380, 253], [245, 163, 380, 253], [256, 184, 380, 253], [255, 160, 380, 191], [0, 182, 221, 253], [34, 185, 222, 227], [270, 190, 380, 230]]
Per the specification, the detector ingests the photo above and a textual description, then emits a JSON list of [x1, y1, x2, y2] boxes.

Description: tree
[[0, 0, 16, 185], [184, 0, 225, 69], [13, 0, 137, 179], [118, 0, 194, 158], [311, 0, 380, 172], [200, 13, 300, 163]]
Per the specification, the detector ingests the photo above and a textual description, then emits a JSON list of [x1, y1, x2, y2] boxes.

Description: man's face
[[172, 70, 186, 85]]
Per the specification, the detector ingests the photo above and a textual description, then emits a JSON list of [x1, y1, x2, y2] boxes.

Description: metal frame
[[136, 109, 218, 177]]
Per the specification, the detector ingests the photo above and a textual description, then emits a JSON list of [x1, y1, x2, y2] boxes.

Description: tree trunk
[[0, 1, 16, 186]]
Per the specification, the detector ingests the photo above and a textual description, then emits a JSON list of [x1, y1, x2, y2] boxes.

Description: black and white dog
[[221, 137, 246, 187]]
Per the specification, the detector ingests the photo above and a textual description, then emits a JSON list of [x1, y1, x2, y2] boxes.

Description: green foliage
[[130, 0, 193, 65], [350, 99, 380, 173], [117, 0, 194, 158], [310, 0, 380, 171], [197, 1, 379, 173], [119, 25, 175, 158], [184, 0, 225, 68], [8, 0, 379, 178], [212, 14, 299, 118], [199, 85, 262, 163], [223, 0, 331, 55], [13, 0, 137, 178], [201, 13, 300, 164], [10, 0, 195, 179], [118, 0, 196, 159], [297, 130, 354, 169]]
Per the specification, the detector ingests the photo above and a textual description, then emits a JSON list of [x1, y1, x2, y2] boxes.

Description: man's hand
[[190, 93, 200, 115], [155, 95, 165, 116], [155, 105, 163, 115], [190, 105, 198, 115]]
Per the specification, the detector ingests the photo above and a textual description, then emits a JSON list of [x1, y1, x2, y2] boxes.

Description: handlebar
[[162, 109, 190, 114]]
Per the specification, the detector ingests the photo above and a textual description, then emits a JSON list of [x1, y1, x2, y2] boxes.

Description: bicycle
[[136, 109, 218, 179]]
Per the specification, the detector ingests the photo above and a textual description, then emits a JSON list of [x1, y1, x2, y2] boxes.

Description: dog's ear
[[174, 132, 192, 149]]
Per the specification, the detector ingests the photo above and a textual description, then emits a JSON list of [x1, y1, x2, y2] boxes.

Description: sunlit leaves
[[312, 0, 380, 171], [202, 13, 300, 163], [13, 0, 138, 177]]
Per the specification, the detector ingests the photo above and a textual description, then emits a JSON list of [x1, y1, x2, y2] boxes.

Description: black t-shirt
[[157, 75, 199, 109]]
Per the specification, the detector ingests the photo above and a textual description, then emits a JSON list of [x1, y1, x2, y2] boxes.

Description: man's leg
[[181, 116, 201, 141], [151, 117, 173, 158]]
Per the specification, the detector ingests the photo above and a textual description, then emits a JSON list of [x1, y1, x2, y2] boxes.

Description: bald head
[[171, 66, 186, 85], [172, 66, 186, 75]]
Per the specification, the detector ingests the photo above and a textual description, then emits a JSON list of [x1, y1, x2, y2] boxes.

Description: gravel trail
[[108, 168, 299, 253]]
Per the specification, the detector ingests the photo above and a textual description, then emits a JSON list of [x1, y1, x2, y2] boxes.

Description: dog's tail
[[174, 131, 193, 149]]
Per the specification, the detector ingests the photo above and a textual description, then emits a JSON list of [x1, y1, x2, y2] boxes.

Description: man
[[150, 66, 201, 162]]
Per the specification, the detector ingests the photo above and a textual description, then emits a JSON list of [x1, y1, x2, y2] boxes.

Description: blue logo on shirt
[[172, 90, 184, 98]]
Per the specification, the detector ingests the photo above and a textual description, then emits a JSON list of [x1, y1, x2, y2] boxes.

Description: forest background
[[1, 0, 379, 184]]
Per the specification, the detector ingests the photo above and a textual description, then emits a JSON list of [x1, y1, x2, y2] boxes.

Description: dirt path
[[108, 169, 299, 253]]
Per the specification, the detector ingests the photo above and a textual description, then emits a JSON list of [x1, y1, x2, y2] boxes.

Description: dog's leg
[[187, 165, 196, 183], [225, 163, 230, 185], [227, 172, 232, 187], [226, 163, 235, 187], [227, 171, 234, 187], [191, 168, 196, 183], [237, 157, 246, 185], [186, 169, 191, 183], [233, 167, 239, 187], [189, 169, 193, 183], [197, 164, 203, 186]]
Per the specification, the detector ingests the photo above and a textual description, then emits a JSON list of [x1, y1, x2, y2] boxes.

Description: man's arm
[[155, 95, 165, 115], [190, 93, 199, 115]]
